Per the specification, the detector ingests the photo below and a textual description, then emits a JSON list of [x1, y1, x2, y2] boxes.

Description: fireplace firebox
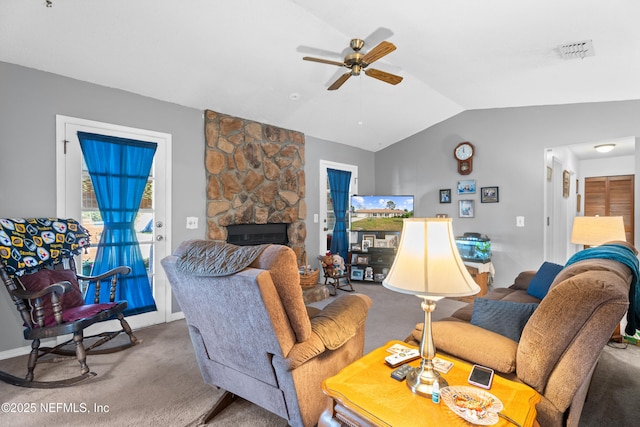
[[226, 223, 289, 246]]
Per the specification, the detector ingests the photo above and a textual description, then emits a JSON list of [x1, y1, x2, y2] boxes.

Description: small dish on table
[[440, 385, 504, 425]]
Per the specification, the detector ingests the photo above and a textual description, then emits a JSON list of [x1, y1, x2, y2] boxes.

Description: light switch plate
[[516, 216, 525, 227], [186, 217, 198, 229]]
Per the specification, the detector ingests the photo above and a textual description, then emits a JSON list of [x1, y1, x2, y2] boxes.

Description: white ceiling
[[2, 1, 640, 153]]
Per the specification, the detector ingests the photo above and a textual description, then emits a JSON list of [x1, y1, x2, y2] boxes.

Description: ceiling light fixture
[[595, 144, 615, 153], [559, 40, 595, 59]]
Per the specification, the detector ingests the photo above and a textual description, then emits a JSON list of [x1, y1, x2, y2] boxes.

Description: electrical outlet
[[186, 217, 198, 229], [516, 216, 525, 227]]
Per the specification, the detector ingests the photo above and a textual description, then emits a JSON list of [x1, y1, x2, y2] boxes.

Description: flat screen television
[[349, 195, 414, 231]]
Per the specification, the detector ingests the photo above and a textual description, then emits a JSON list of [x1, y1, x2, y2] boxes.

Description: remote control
[[391, 363, 413, 381], [385, 349, 420, 368]]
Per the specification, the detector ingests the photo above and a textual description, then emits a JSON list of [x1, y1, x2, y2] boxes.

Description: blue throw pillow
[[470, 298, 539, 342], [526, 261, 564, 299]]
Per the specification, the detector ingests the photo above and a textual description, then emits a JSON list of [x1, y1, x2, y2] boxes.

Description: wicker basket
[[299, 251, 319, 288]]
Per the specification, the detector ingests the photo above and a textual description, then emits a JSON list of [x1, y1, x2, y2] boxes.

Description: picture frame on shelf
[[362, 234, 376, 250], [457, 179, 476, 194], [364, 267, 374, 281], [375, 239, 389, 248], [385, 235, 399, 248], [480, 186, 499, 203], [350, 268, 363, 281], [350, 243, 361, 251], [355, 254, 370, 265], [439, 189, 451, 203], [459, 200, 475, 218], [350, 253, 359, 265]]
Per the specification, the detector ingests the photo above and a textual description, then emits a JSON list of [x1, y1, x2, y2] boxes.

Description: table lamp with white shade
[[571, 216, 626, 247], [383, 218, 480, 397]]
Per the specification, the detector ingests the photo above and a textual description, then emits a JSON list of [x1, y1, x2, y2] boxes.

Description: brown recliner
[[162, 241, 371, 427], [406, 245, 635, 427]]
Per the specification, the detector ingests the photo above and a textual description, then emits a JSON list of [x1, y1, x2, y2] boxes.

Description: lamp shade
[[383, 218, 480, 298], [571, 216, 626, 246]]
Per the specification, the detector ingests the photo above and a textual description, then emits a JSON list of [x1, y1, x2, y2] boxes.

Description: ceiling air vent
[[559, 40, 595, 59]]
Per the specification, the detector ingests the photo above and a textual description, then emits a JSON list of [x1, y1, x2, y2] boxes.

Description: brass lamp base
[[406, 365, 448, 397]]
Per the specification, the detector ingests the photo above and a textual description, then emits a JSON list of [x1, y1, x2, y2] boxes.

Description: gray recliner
[[161, 240, 371, 427]]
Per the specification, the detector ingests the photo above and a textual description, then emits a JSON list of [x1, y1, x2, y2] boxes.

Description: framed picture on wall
[[439, 189, 451, 203], [459, 200, 474, 218], [457, 180, 476, 194], [563, 170, 570, 198], [481, 187, 499, 203]]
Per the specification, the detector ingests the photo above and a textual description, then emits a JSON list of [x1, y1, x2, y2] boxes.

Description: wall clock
[[454, 142, 474, 175]]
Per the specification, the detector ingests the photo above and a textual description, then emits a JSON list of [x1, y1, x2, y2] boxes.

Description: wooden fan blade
[[328, 72, 351, 91], [303, 56, 345, 67], [361, 41, 396, 65], [365, 68, 403, 85]]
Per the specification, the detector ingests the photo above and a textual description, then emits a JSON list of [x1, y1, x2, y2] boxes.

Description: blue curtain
[[78, 132, 157, 316], [328, 168, 351, 261]]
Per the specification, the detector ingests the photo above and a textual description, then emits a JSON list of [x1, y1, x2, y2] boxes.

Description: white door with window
[[56, 115, 173, 331], [319, 160, 358, 256]]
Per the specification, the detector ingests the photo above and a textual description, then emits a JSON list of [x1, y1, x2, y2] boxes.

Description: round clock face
[[455, 143, 474, 161]]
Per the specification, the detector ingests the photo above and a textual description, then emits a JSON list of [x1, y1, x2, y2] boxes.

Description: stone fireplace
[[204, 110, 307, 261]]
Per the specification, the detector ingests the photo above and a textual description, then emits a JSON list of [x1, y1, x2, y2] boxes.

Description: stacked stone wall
[[204, 110, 307, 260]]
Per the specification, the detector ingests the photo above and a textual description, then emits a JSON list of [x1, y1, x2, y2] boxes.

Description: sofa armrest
[[509, 270, 537, 291], [410, 320, 519, 374]]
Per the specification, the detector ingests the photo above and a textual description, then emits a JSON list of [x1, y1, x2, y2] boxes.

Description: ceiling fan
[[303, 38, 403, 91]]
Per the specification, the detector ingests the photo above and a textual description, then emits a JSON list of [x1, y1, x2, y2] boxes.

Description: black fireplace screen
[[226, 223, 288, 246]]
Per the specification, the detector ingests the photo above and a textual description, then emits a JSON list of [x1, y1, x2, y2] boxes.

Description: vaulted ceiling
[[2, 1, 640, 153]]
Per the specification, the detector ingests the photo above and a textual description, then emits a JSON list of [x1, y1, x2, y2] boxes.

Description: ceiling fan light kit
[[303, 37, 403, 90]]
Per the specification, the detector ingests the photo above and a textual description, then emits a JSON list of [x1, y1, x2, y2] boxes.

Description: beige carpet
[[0, 318, 289, 427], [0, 283, 638, 426]]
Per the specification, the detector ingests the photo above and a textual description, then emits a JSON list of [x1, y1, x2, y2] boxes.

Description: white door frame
[[56, 115, 173, 331], [319, 160, 358, 256]]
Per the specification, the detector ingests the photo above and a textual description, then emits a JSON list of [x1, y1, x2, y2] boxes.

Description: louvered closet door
[[584, 175, 634, 245]]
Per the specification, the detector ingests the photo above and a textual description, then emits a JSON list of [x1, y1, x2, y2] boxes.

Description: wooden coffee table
[[319, 340, 540, 427]]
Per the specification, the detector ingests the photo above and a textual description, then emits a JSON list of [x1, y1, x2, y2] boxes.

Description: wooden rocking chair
[[0, 218, 139, 388]]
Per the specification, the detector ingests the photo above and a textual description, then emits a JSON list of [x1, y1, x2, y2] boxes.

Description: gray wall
[[305, 136, 376, 269], [0, 61, 206, 353], [375, 102, 640, 285]]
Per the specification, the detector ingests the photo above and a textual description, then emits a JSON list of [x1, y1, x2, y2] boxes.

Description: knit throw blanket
[[176, 240, 269, 276], [565, 243, 640, 335]]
